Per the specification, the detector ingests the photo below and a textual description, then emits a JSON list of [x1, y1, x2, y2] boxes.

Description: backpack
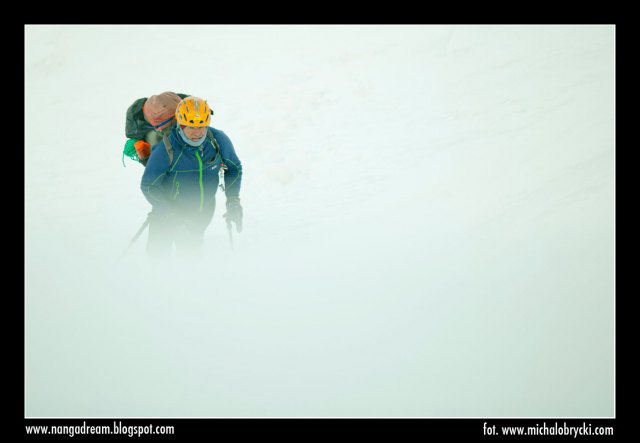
[[122, 124, 221, 168], [122, 92, 190, 166]]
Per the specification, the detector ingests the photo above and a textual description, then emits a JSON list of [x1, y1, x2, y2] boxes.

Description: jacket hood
[[168, 127, 209, 151]]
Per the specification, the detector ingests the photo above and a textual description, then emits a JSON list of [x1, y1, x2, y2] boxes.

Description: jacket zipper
[[173, 180, 180, 200]]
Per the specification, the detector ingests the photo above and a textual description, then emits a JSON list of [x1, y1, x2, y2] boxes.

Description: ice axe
[[223, 207, 242, 251], [225, 216, 235, 251], [219, 178, 235, 251], [118, 213, 151, 261]]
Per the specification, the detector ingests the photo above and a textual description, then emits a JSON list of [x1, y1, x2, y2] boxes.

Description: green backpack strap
[[162, 134, 174, 169]]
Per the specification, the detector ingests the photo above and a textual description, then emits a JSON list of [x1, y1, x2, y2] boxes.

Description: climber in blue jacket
[[140, 96, 243, 257]]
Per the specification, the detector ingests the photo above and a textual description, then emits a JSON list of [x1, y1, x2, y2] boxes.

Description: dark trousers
[[146, 206, 214, 259]]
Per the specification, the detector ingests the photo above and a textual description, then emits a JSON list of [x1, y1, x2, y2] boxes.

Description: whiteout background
[[25, 25, 615, 417]]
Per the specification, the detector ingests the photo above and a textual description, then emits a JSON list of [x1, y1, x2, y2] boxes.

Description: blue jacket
[[141, 127, 242, 216]]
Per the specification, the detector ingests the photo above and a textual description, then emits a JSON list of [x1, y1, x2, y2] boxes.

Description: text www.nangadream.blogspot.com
[[25, 421, 175, 437]]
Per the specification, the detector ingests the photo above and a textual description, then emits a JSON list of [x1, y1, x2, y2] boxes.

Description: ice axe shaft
[[118, 215, 151, 260], [226, 219, 234, 251]]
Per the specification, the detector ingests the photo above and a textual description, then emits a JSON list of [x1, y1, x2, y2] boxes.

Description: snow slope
[[25, 25, 615, 417]]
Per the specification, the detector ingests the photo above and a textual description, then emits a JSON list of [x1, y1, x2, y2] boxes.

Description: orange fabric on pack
[[134, 140, 151, 159]]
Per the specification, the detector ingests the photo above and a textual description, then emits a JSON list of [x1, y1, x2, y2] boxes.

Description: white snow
[[25, 25, 615, 417]]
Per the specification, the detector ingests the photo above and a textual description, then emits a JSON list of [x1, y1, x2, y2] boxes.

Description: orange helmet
[[175, 96, 212, 127]]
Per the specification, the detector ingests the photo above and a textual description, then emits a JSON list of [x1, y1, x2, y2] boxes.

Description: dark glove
[[224, 198, 243, 233]]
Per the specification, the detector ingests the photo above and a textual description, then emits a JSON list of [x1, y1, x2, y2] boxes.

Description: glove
[[224, 198, 243, 233], [134, 140, 151, 160]]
